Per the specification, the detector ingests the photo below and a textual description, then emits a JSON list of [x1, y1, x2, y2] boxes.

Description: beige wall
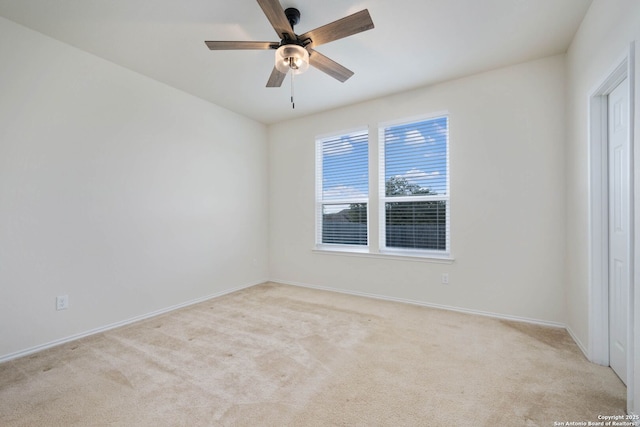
[[0, 17, 269, 359], [269, 55, 566, 325]]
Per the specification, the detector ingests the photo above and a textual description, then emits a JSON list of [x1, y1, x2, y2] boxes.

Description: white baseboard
[[3, 278, 578, 364], [271, 278, 566, 329], [0, 279, 266, 364], [565, 325, 589, 360]]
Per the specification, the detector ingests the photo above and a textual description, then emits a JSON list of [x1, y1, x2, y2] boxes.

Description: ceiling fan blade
[[257, 0, 295, 40], [205, 41, 279, 50], [308, 49, 354, 82], [266, 67, 286, 87], [299, 9, 374, 48]]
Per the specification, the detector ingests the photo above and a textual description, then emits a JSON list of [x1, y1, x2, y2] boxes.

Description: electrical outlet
[[56, 295, 69, 311], [441, 273, 449, 285]]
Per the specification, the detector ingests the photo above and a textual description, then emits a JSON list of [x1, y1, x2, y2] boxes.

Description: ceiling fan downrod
[[284, 8, 301, 30]]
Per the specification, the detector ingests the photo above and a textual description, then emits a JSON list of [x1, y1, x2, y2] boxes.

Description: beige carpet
[[0, 282, 626, 426]]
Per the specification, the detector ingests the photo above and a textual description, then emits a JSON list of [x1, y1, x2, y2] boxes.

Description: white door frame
[[588, 42, 636, 412]]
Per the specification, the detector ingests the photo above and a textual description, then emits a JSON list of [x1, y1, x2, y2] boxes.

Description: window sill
[[313, 245, 455, 264]]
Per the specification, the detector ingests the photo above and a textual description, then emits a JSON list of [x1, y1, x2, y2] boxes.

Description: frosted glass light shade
[[275, 44, 309, 75]]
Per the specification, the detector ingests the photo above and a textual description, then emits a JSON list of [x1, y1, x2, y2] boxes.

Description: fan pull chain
[[290, 70, 295, 109]]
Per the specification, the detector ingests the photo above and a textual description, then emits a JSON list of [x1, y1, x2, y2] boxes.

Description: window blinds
[[380, 116, 449, 252], [316, 129, 369, 246]]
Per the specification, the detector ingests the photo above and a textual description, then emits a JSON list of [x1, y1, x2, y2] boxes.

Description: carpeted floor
[[0, 282, 627, 426]]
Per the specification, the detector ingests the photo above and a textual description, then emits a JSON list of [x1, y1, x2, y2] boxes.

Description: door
[[608, 77, 630, 385]]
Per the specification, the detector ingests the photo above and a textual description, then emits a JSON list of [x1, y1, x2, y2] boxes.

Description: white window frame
[[313, 114, 452, 262], [378, 113, 451, 258]]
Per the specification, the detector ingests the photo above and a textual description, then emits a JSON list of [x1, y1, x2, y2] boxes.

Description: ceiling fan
[[204, 0, 375, 91]]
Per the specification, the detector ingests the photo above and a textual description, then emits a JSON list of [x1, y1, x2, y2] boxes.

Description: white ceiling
[[0, 0, 592, 124]]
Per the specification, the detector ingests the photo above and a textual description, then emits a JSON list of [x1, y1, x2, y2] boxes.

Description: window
[[379, 116, 449, 254], [316, 129, 369, 247], [315, 114, 450, 259]]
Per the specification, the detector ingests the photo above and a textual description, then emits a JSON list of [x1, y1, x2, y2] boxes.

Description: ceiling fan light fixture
[[275, 44, 309, 75]]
